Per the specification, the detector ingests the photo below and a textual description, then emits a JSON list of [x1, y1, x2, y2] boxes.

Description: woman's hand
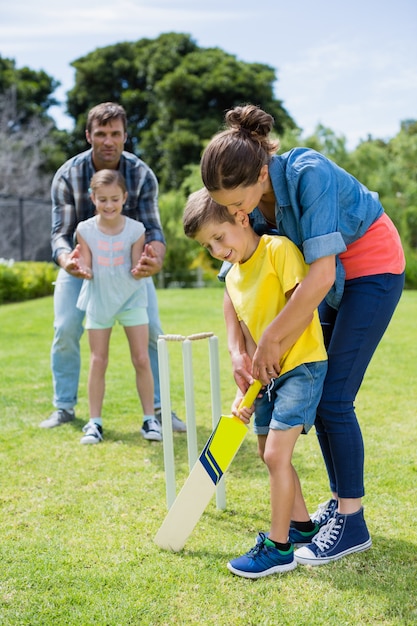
[[252, 330, 282, 385]]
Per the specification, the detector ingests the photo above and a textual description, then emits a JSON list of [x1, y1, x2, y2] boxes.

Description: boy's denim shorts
[[86, 306, 148, 330], [253, 361, 328, 435]]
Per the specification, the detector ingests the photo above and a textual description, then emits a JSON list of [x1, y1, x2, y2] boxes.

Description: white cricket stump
[[157, 332, 226, 510]]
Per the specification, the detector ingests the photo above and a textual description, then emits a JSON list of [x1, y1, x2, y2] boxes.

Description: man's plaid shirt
[[51, 149, 165, 264]]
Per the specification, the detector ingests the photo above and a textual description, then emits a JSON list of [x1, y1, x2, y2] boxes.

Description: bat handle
[[237, 380, 263, 410]]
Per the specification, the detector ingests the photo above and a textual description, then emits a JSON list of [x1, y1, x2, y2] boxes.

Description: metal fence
[[0, 194, 52, 261], [0, 194, 209, 288]]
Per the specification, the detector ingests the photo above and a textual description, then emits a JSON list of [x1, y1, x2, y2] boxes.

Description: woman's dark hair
[[201, 104, 280, 191]]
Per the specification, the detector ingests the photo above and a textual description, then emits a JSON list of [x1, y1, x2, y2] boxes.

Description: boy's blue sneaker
[[295, 507, 372, 566], [227, 533, 297, 579], [310, 498, 338, 527], [289, 523, 320, 547]]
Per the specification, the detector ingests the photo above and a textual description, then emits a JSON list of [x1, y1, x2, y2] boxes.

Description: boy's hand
[[232, 391, 255, 424], [230, 351, 254, 394]]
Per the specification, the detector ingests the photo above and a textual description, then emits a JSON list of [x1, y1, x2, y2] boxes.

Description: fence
[[0, 194, 51, 261], [0, 194, 208, 288]]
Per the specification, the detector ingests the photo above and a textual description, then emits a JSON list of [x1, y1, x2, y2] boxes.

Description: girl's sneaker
[[227, 533, 297, 579], [80, 422, 103, 444], [141, 418, 162, 441]]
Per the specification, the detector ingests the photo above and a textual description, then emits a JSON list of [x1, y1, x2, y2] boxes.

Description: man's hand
[[60, 245, 92, 279]]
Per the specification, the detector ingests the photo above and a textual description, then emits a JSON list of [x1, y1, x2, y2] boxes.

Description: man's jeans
[[51, 269, 162, 410]]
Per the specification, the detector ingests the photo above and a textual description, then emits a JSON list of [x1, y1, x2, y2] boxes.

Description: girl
[[75, 169, 161, 443]]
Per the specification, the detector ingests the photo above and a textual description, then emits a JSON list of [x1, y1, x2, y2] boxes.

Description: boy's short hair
[[86, 102, 127, 134], [183, 187, 234, 239]]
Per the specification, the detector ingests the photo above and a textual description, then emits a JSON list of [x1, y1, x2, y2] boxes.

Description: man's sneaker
[[141, 418, 162, 441], [39, 409, 75, 429], [227, 533, 297, 579], [310, 498, 338, 527], [295, 507, 372, 566], [289, 523, 320, 547], [80, 422, 103, 445], [155, 408, 186, 433]]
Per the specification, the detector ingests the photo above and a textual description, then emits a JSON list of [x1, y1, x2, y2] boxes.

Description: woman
[[200, 104, 405, 565]]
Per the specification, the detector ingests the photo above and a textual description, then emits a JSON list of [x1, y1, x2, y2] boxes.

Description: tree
[[0, 56, 70, 196], [0, 56, 60, 128], [66, 32, 295, 191], [0, 89, 70, 198]]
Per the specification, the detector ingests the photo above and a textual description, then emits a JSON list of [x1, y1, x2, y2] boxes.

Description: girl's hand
[[130, 263, 143, 279], [64, 245, 92, 279]]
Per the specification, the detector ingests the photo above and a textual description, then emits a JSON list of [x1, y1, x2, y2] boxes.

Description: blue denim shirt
[[219, 148, 384, 309]]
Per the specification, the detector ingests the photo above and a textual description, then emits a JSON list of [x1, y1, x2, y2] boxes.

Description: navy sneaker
[[310, 498, 338, 527], [141, 418, 162, 441], [227, 533, 297, 579], [295, 508, 372, 566], [289, 523, 320, 547]]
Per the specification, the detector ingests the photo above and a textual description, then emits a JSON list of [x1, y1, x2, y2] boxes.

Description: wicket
[[157, 332, 226, 510]]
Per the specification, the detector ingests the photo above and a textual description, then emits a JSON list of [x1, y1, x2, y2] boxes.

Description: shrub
[[404, 247, 417, 289], [0, 260, 58, 304]]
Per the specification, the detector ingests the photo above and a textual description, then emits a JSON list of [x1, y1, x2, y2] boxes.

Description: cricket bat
[[154, 380, 262, 551]]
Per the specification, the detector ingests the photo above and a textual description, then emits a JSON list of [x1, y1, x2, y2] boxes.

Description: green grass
[[0, 288, 416, 626]]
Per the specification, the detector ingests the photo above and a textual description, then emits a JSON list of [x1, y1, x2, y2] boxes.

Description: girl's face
[[91, 182, 127, 219]]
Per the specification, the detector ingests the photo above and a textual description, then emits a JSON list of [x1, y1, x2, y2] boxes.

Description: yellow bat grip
[[237, 380, 263, 411]]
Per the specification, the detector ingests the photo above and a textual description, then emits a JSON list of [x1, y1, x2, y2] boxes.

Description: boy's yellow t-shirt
[[225, 234, 327, 376]]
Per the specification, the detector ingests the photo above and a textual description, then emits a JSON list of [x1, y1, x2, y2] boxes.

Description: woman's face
[[209, 164, 270, 216], [210, 183, 264, 217]]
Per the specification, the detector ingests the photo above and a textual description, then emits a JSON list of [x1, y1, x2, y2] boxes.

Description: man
[[40, 102, 185, 439]]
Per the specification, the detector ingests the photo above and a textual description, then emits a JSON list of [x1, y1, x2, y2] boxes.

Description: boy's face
[[194, 213, 253, 264]]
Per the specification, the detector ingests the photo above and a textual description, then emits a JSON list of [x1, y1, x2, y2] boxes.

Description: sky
[[1, 0, 416, 149]]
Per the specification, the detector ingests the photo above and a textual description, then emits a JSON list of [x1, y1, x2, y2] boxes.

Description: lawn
[[0, 288, 416, 625]]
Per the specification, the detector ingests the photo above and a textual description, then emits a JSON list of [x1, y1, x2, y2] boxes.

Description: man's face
[[86, 119, 127, 169]]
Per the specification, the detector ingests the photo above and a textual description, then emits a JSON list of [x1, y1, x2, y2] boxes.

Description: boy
[[183, 188, 327, 578]]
